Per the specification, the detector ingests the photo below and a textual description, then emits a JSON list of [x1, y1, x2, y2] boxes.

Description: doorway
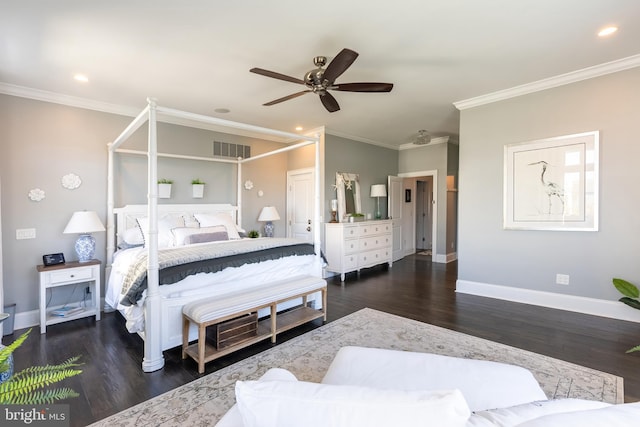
[[286, 168, 315, 243], [415, 178, 433, 251]]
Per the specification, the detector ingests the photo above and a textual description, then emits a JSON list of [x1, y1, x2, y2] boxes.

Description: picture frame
[[503, 131, 599, 231]]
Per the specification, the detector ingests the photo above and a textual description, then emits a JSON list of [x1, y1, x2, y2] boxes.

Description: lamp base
[[264, 221, 274, 238], [75, 234, 96, 262], [330, 210, 338, 223]]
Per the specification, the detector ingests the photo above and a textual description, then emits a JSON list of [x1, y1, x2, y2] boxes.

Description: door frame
[[398, 170, 438, 262]]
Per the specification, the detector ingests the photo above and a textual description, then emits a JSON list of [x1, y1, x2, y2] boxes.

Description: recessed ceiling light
[[73, 74, 89, 83], [598, 26, 618, 37], [214, 108, 230, 114], [295, 126, 303, 131]]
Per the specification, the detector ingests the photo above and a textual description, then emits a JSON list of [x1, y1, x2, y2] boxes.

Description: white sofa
[[216, 346, 640, 427]]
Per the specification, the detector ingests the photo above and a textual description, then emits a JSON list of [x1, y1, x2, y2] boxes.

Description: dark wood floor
[[9, 254, 640, 426]]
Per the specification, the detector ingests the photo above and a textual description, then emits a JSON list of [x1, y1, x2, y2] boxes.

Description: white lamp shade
[[370, 184, 387, 198], [63, 211, 106, 234], [258, 206, 280, 222]]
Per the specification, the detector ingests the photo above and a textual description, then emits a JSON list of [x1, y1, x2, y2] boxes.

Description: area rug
[[91, 308, 623, 426]]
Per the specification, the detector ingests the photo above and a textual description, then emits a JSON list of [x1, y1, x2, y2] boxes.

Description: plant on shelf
[[158, 179, 173, 184], [191, 179, 205, 198], [247, 230, 260, 238], [191, 178, 205, 185], [0, 329, 83, 404], [612, 278, 640, 353]]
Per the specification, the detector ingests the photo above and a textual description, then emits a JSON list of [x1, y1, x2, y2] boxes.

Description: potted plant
[[0, 329, 82, 404], [191, 178, 205, 198], [247, 230, 260, 238], [158, 179, 173, 199], [612, 278, 640, 353]]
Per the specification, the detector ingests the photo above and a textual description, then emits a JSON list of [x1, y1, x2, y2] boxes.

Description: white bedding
[[106, 239, 320, 334]]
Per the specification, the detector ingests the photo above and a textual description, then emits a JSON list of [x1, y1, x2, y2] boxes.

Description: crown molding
[[453, 54, 640, 110], [0, 82, 298, 143]]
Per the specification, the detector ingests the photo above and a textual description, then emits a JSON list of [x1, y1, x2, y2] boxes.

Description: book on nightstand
[[51, 306, 85, 317]]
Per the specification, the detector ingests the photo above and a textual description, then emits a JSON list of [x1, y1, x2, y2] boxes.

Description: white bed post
[[106, 145, 116, 267], [143, 98, 165, 372]]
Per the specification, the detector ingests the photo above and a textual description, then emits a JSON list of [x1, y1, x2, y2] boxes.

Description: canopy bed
[[106, 98, 322, 372]]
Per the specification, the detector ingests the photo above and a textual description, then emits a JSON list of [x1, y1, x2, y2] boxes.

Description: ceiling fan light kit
[[250, 48, 393, 112]]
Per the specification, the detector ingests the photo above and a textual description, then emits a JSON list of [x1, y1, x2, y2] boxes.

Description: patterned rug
[[91, 308, 623, 426]]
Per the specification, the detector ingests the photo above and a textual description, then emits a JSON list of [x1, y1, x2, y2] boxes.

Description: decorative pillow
[[136, 216, 185, 248], [514, 401, 640, 426], [235, 380, 471, 427], [194, 213, 241, 239], [172, 226, 228, 246]]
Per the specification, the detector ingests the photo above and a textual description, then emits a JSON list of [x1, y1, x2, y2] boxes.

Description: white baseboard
[[456, 280, 640, 323], [434, 252, 457, 264]]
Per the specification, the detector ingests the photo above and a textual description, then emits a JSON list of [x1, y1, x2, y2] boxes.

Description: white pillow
[[466, 399, 611, 427], [121, 227, 144, 246], [136, 216, 185, 248], [514, 401, 640, 427], [172, 226, 228, 246], [235, 380, 471, 427], [194, 213, 241, 239]]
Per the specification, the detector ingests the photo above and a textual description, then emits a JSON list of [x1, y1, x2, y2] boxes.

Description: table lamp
[[370, 184, 387, 219], [258, 206, 280, 237], [63, 211, 106, 262]]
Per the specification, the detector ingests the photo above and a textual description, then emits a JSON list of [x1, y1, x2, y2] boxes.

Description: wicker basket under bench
[[182, 275, 327, 373]]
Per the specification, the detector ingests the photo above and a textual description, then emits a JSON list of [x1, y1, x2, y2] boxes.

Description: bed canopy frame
[[107, 98, 322, 372]]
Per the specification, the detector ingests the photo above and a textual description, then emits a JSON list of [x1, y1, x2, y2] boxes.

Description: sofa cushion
[[321, 346, 547, 412], [514, 401, 640, 426], [215, 368, 298, 427], [235, 380, 471, 427], [465, 399, 611, 426]]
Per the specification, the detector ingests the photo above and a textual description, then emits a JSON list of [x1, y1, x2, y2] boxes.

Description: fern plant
[[612, 278, 640, 353], [0, 329, 83, 404]]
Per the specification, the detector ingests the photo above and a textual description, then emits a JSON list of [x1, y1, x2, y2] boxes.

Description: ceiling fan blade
[[263, 90, 311, 106], [250, 67, 305, 85], [320, 92, 340, 112], [323, 48, 359, 83], [332, 82, 394, 92]]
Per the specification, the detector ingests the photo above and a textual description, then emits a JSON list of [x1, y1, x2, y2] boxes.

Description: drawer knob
[[70, 274, 75, 278]]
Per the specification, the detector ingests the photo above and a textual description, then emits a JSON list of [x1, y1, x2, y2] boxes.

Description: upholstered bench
[[182, 275, 327, 373]]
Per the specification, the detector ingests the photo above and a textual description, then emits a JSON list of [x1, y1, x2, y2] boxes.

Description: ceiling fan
[[250, 48, 393, 113]]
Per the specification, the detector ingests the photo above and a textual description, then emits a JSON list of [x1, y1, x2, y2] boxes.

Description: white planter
[[158, 183, 172, 199], [192, 184, 205, 198]]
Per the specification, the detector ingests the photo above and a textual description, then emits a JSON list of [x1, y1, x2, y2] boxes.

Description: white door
[[287, 168, 315, 243], [388, 175, 404, 262]]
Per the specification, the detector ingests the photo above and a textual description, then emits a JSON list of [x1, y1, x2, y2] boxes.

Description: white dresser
[[325, 220, 392, 282]]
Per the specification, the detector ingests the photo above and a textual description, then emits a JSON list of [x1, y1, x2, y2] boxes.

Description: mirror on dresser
[[335, 172, 362, 222]]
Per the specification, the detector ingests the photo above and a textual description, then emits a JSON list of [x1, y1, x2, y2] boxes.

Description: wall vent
[[213, 141, 251, 159]]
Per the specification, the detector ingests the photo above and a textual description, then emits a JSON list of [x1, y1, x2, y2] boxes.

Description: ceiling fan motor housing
[[304, 68, 328, 93]]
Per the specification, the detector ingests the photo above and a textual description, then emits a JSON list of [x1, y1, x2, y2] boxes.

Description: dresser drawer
[[359, 235, 391, 251], [49, 267, 94, 284], [343, 254, 358, 270], [358, 249, 386, 267], [343, 239, 359, 254], [360, 222, 391, 236], [342, 225, 359, 238]]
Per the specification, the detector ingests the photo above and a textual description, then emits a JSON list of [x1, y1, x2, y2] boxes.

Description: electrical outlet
[[556, 274, 570, 285]]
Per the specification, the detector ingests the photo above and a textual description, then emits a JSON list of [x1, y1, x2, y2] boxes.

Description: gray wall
[[0, 94, 291, 315], [324, 134, 398, 223], [457, 67, 640, 301], [398, 142, 456, 256]]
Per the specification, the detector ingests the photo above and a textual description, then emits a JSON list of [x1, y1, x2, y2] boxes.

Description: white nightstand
[[37, 259, 101, 333]]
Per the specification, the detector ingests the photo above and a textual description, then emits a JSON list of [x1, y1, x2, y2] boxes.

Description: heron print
[[528, 160, 565, 215]]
